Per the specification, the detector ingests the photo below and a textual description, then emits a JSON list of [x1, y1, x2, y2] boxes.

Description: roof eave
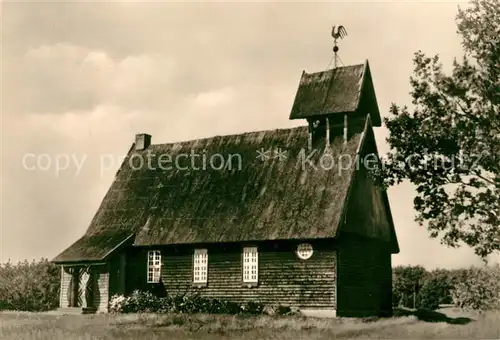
[[133, 235, 341, 247], [290, 109, 358, 121], [51, 259, 107, 265]]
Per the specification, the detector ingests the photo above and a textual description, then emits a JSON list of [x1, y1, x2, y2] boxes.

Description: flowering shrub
[[109, 290, 274, 315], [109, 294, 128, 313], [109, 291, 168, 313]]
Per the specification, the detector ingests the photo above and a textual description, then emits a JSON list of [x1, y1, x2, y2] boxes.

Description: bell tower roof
[[289, 60, 381, 127]]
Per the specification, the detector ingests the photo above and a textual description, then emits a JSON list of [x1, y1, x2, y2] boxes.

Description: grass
[[0, 307, 499, 340]]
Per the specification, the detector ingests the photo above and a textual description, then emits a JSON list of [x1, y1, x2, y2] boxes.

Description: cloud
[[25, 43, 87, 60], [6, 43, 174, 114], [192, 87, 237, 109]]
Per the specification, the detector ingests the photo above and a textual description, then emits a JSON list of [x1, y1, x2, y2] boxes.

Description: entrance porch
[[58, 264, 109, 314]]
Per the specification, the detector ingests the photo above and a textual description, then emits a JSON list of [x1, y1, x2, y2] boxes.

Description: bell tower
[[289, 26, 382, 149]]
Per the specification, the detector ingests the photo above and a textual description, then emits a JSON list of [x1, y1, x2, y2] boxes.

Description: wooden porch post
[[69, 267, 80, 307], [79, 266, 90, 308], [59, 266, 64, 308]]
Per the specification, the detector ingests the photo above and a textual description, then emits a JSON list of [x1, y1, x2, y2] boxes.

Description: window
[[243, 247, 258, 283], [296, 243, 313, 260], [193, 249, 208, 284], [147, 250, 161, 283]]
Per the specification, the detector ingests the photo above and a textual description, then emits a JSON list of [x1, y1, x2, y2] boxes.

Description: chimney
[[135, 133, 151, 150]]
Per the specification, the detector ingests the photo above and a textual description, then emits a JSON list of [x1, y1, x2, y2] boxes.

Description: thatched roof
[[289, 61, 381, 126], [133, 128, 361, 246], [53, 123, 377, 263]]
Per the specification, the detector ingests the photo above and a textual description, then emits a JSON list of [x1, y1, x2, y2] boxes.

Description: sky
[[1, 0, 498, 268]]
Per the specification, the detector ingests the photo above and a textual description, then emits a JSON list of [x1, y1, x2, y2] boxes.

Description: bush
[[392, 265, 427, 308], [241, 301, 265, 315], [416, 269, 455, 310], [109, 291, 271, 315], [109, 294, 128, 313], [207, 298, 241, 314], [275, 305, 293, 315], [417, 277, 449, 310], [0, 258, 60, 311], [451, 265, 500, 311], [392, 266, 463, 310]]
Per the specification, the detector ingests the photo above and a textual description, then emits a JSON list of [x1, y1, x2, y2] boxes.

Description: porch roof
[[52, 229, 133, 263]]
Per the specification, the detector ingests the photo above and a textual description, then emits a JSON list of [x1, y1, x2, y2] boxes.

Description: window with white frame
[[242, 247, 258, 283], [147, 250, 161, 283], [193, 249, 208, 284]]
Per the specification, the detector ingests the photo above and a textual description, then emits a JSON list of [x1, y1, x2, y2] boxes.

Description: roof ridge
[[303, 62, 365, 75], [149, 125, 308, 147]]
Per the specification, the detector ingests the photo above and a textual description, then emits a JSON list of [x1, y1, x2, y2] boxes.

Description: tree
[[0, 258, 60, 311], [382, 0, 500, 258], [451, 264, 500, 311], [392, 265, 427, 308], [417, 269, 454, 310]]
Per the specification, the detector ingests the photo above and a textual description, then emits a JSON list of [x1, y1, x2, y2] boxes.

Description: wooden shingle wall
[[59, 266, 72, 308], [92, 265, 109, 313], [126, 240, 337, 309]]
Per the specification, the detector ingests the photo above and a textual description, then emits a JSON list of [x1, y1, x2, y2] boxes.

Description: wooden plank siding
[[336, 234, 392, 317], [335, 134, 394, 317], [59, 266, 72, 308], [92, 265, 110, 313], [125, 239, 337, 309]]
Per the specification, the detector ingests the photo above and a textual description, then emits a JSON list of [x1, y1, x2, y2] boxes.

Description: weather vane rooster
[[331, 25, 347, 51], [331, 25, 347, 68]]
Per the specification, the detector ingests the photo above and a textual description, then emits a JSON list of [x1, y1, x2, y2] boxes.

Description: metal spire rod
[[331, 25, 347, 69]]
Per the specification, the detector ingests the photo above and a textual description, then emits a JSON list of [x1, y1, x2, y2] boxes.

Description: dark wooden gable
[[339, 117, 399, 253]]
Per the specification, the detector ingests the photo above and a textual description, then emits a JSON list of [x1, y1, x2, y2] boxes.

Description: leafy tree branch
[[381, 0, 500, 258]]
